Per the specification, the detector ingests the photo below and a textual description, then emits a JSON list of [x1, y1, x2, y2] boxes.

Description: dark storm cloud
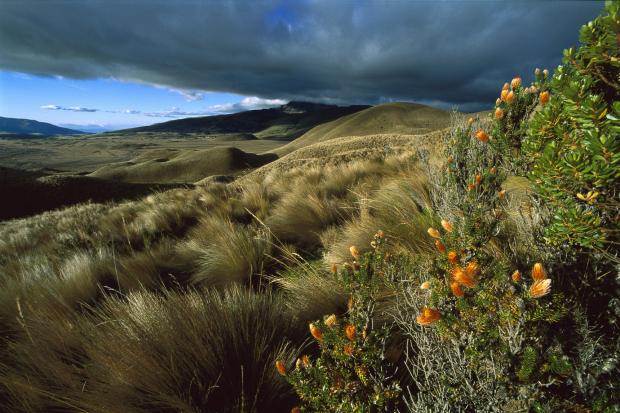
[[0, 0, 604, 111]]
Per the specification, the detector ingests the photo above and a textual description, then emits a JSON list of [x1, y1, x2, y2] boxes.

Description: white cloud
[[41, 104, 97, 112]]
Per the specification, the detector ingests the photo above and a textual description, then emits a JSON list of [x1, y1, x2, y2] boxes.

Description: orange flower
[[506, 91, 515, 104], [511, 76, 522, 89], [543, 69, 549, 78], [349, 246, 360, 259], [343, 344, 354, 356], [447, 251, 458, 264], [447, 155, 454, 163], [495, 107, 504, 119], [450, 281, 465, 298], [511, 270, 521, 283], [502, 82, 510, 91], [416, 307, 441, 326], [427, 227, 441, 238], [467, 184, 475, 192], [531, 262, 546, 281], [309, 323, 323, 341], [490, 167, 497, 175], [330, 263, 338, 274], [465, 261, 480, 277], [451, 266, 476, 288], [376, 229, 385, 238], [275, 360, 286, 376], [301, 355, 310, 367], [498, 190, 506, 199], [475, 129, 489, 143], [435, 239, 447, 253], [475, 174, 482, 185], [530, 279, 552, 298], [420, 281, 431, 290], [345, 324, 356, 341], [501, 89, 509, 102], [539, 91, 550, 105], [496, 98, 502, 106], [325, 314, 337, 327], [441, 219, 453, 233], [291, 408, 302, 413]]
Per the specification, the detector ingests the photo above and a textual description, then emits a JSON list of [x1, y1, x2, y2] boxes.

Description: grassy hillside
[[119, 102, 370, 141], [274, 102, 453, 156], [89, 146, 277, 183]]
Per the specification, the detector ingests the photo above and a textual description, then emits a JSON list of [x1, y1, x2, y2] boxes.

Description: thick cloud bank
[[0, 1, 603, 111]]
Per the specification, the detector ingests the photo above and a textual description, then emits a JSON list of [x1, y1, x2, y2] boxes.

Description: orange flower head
[[291, 408, 302, 413], [343, 344, 354, 356], [275, 360, 286, 376], [501, 89, 509, 102], [447, 251, 458, 264], [450, 281, 465, 298], [466, 261, 480, 277], [475, 174, 482, 185], [441, 219, 453, 233], [324, 314, 337, 327], [376, 229, 385, 238], [495, 107, 504, 119], [427, 227, 441, 238], [349, 246, 360, 259], [502, 82, 510, 91], [496, 98, 502, 106], [301, 355, 310, 367], [511, 270, 521, 283], [447, 155, 454, 164], [330, 263, 338, 274], [498, 190, 506, 199], [543, 69, 549, 78], [506, 91, 515, 104], [345, 324, 356, 341], [451, 266, 476, 288], [435, 239, 447, 253], [475, 129, 489, 143], [416, 307, 441, 326], [420, 281, 431, 290], [531, 262, 546, 281], [530, 279, 552, 298], [309, 323, 323, 341], [511, 76, 522, 89], [490, 167, 497, 175], [539, 91, 550, 105], [467, 183, 475, 192]]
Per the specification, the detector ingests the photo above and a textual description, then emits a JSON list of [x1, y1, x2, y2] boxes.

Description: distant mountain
[[58, 124, 115, 133], [116, 101, 371, 141], [0, 116, 86, 136]]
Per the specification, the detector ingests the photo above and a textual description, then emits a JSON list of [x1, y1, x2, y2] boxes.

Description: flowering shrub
[[277, 232, 402, 412], [524, 1, 620, 254]]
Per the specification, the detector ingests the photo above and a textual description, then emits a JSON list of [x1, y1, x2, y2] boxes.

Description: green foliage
[[517, 346, 538, 382], [524, 1, 620, 254], [281, 233, 402, 412]]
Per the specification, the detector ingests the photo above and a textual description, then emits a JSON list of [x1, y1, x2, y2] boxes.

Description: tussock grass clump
[[1, 287, 305, 412], [182, 216, 272, 287]]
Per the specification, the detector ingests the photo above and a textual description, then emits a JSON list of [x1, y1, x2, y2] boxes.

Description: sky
[[0, 0, 605, 131]]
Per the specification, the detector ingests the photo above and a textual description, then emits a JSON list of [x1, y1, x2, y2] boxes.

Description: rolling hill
[[89, 146, 277, 183], [273, 102, 453, 156], [0, 116, 85, 136], [117, 101, 370, 140]]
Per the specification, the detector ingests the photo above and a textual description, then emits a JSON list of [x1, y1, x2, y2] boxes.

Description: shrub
[[524, 1, 620, 255]]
